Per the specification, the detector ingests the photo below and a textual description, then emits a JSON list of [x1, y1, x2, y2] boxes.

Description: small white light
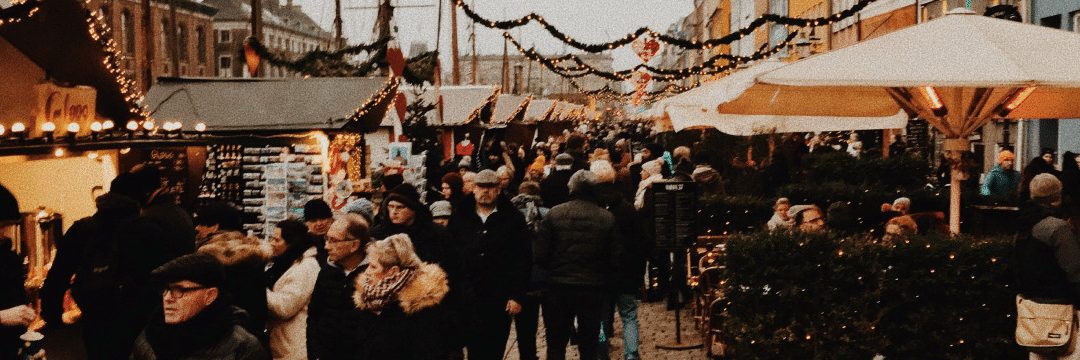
[[102, 120, 115, 130], [66, 122, 80, 133], [119, 147, 131, 154], [87, 152, 99, 160], [11, 122, 25, 133], [142, 120, 155, 131], [90, 121, 103, 132], [125, 120, 139, 131], [53, 148, 65, 157], [0, 124, 5, 136], [41, 121, 56, 132], [195, 122, 207, 132]]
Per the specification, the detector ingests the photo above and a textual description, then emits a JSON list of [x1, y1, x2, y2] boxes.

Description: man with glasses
[[448, 170, 532, 360], [307, 214, 371, 360], [131, 253, 267, 359], [790, 205, 827, 233]]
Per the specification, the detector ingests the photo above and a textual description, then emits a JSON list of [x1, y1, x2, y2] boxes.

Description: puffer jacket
[[130, 303, 269, 360], [198, 232, 273, 343], [266, 246, 320, 360], [351, 263, 450, 360], [535, 198, 622, 288]]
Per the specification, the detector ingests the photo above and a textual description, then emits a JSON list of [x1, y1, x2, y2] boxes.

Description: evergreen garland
[[244, 37, 438, 85]]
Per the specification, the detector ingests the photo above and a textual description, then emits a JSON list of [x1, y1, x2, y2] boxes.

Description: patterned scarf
[[358, 267, 414, 312]]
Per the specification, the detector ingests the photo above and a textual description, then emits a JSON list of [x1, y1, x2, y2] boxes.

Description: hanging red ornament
[[632, 36, 662, 63], [243, 38, 261, 76]]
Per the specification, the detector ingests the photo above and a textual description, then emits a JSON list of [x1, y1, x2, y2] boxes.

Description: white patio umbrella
[[717, 8, 1080, 234], [657, 60, 908, 135]]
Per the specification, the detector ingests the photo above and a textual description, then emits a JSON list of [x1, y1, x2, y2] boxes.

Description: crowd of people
[[0, 120, 731, 360]]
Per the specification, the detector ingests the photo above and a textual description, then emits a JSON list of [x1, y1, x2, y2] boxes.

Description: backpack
[[522, 201, 545, 234], [71, 219, 129, 312]]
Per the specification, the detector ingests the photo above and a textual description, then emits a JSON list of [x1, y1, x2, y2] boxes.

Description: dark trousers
[[513, 294, 541, 360], [466, 299, 512, 360], [543, 286, 605, 360], [82, 313, 141, 360]]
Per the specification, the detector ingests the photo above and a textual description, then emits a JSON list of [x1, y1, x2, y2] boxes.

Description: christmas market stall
[[146, 76, 397, 236], [484, 94, 532, 148], [535, 101, 584, 142]]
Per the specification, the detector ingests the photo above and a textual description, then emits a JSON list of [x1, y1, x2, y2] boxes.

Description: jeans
[[543, 286, 605, 360], [598, 293, 641, 360]]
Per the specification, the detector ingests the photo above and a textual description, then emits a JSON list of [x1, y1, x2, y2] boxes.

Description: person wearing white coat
[[266, 220, 321, 360]]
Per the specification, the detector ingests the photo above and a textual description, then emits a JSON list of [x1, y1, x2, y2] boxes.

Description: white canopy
[[658, 60, 907, 135]]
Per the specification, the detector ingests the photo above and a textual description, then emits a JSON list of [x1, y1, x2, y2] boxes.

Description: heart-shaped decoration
[[633, 36, 662, 63]]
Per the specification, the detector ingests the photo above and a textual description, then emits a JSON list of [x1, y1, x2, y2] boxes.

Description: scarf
[[357, 267, 414, 312]]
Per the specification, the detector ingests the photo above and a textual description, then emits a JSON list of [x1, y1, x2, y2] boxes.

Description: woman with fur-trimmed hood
[[197, 231, 273, 346], [352, 234, 450, 360]]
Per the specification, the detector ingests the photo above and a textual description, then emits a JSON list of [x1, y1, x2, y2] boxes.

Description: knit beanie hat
[[304, 199, 333, 221], [429, 200, 452, 218], [385, 184, 424, 213], [152, 253, 225, 287], [1030, 173, 1063, 200], [343, 198, 375, 222], [997, 150, 1015, 164]]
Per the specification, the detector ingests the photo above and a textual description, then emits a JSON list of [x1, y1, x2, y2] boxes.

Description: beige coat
[[266, 246, 320, 360]]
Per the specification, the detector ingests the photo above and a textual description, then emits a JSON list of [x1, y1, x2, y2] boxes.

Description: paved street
[[504, 301, 706, 360]]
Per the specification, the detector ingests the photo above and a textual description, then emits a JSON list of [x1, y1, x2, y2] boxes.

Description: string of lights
[[86, 0, 148, 119], [348, 76, 401, 122], [0, 0, 40, 27], [456, 0, 876, 52], [506, 31, 798, 84]]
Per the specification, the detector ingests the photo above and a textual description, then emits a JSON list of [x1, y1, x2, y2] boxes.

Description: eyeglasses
[[162, 285, 210, 298], [325, 236, 359, 246]]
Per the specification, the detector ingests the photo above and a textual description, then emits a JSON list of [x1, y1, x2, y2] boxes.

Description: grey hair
[[590, 160, 617, 184]]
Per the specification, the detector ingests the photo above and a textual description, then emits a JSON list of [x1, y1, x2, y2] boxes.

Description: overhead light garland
[[508, 31, 798, 85], [244, 37, 438, 85], [85, 0, 148, 119], [348, 76, 401, 122], [0, 0, 41, 27], [456, 0, 876, 52]]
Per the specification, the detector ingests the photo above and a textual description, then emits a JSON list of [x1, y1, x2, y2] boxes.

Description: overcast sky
[[289, 0, 695, 70]]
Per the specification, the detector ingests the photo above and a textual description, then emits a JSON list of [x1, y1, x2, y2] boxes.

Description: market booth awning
[[489, 94, 532, 128], [147, 76, 398, 133], [524, 99, 558, 123], [658, 60, 907, 135], [717, 9, 1080, 233]]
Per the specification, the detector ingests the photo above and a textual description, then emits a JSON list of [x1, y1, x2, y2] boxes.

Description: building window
[[196, 26, 207, 64], [218, 30, 231, 43], [219, 56, 232, 77], [121, 9, 135, 53], [1074, 12, 1080, 32], [178, 24, 189, 61], [161, 19, 171, 59]]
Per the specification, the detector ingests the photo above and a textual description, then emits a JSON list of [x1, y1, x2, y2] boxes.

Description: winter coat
[[350, 263, 450, 360], [306, 262, 368, 360], [372, 220, 461, 282], [540, 169, 575, 208], [1015, 201, 1080, 304], [535, 197, 622, 289], [40, 193, 166, 340], [198, 233, 272, 343], [266, 247, 320, 360], [595, 183, 652, 293], [980, 164, 1020, 198], [130, 303, 269, 360], [447, 195, 533, 304], [141, 195, 197, 259], [0, 238, 24, 359]]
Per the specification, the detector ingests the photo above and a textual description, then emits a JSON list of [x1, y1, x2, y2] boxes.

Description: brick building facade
[[203, 0, 333, 78]]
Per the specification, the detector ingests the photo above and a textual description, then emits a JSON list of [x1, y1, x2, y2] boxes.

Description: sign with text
[[32, 83, 96, 137], [652, 181, 696, 250]]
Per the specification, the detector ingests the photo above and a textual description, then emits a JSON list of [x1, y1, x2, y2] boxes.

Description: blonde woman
[[352, 234, 449, 360]]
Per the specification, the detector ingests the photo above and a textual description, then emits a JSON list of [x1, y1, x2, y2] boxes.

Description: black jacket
[[142, 196, 196, 258], [130, 303, 268, 360], [41, 193, 167, 332], [352, 263, 449, 360], [1015, 201, 1080, 304], [540, 169, 574, 208], [595, 183, 653, 293], [447, 196, 532, 303], [372, 218, 461, 281], [307, 262, 369, 360], [0, 238, 24, 359], [535, 197, 622, 289], [197, 234, 271, 344]]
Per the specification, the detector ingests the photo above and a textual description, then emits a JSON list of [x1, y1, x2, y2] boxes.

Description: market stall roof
[[378, 85, 499, 127], [146, 76, 398, 132], [0, 0, 150, 123], [524, 99, 557, 123], [489, 95, 531, 128]]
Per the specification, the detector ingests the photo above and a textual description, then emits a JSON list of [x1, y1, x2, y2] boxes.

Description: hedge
[[716, 231, 1021, 359]]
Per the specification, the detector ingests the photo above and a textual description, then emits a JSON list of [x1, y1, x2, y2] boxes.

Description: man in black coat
[[447, 170, 532, 360], [130, 166, 197, 259], [307, 214, 372, 360], [563, 133, 590, 172], [535, 170, 622, 360], [0, 184, 34, 359], [41, 174, 177, 360], [540, 154, 576, 208]]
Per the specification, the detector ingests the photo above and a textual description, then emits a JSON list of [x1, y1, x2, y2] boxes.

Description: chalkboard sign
[[119, 147, 193, 208], [652, 181, 696, 250], [907, 118, 931, 158]]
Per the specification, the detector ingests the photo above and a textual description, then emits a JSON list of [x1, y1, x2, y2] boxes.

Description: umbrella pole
[[944, 139, 969, 235]]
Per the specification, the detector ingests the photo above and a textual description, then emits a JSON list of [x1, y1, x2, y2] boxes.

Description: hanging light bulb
[[0, 124, 5, 138], [41, 121, 56, 142], [66, 122, 80, 141], [194, 122, 207, 133], [102, 120, 115, 131]]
